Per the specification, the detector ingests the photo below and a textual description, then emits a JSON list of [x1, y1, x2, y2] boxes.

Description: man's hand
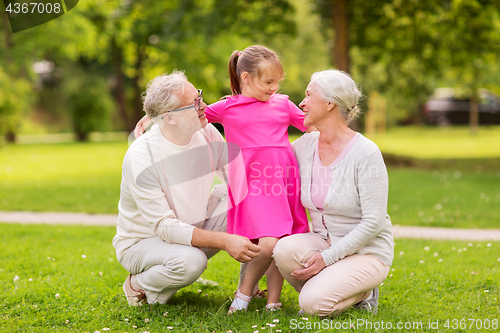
[[224, 234, 260, 263], [134, 115, 152, 138], [290, 252, 326, 281]]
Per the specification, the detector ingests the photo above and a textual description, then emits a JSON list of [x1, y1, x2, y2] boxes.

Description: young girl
[[135, 45, 310, 313]]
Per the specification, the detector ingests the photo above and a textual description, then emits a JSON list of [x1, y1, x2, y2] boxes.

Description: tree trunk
[[470, 92, 479, 135], [331, 0, 350, 73], [112, 41, 133, 132], [132, 47, 145, 125]]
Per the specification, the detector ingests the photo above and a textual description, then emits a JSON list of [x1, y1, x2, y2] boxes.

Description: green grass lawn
[[0, 142, 128, 214], [2, 132, 500, 228], [0, 223, 498, 332], [366, 125, 500, 159]]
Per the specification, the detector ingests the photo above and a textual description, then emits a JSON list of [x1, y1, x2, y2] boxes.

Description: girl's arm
[[134, 115, 152, 138]]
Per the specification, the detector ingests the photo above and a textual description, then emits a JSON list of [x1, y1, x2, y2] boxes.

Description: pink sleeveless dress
[[205, 94, 309, 240]]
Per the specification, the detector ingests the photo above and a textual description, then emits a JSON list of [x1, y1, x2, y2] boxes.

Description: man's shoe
[[123, 274, 147, 306], [354, 287, 378, 314]]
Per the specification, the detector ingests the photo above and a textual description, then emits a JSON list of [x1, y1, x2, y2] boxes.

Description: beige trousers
[[119, 198, 227, 304], [273, 233, 390, 316]]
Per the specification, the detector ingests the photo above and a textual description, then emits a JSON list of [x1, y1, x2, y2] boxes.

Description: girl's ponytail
[[228, 50, 241, 95]]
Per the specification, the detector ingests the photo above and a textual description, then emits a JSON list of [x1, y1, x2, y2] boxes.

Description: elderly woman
[[273, 69, 394, 316]]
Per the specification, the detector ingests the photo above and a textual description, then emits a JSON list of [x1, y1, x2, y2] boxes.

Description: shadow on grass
[[383, 153, 500, 172]]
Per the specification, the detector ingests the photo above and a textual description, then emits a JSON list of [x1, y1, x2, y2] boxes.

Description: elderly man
[[113, 71, 260, 305]]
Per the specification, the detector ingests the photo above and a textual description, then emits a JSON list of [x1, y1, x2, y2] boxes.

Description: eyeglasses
[[168, 89, 203, 113]]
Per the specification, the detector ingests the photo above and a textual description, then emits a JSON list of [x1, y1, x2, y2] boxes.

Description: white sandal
[[265, 302, 282, 311], [228, 290, 252, 314]]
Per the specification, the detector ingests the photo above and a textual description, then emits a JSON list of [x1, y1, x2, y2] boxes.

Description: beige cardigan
[[292, 132, 394, 266]]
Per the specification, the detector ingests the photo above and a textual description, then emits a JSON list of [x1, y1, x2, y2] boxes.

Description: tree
[[313, 0, 500, 127]]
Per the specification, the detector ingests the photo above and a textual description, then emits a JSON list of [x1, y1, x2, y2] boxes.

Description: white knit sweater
[[292, 132, 394, 266], [113, 124, 228, 261]]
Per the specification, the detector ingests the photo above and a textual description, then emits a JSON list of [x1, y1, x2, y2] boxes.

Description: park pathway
[[1, 210, 500, 241]]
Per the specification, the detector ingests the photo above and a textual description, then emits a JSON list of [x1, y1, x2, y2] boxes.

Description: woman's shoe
[[228, 290, 252, 314]]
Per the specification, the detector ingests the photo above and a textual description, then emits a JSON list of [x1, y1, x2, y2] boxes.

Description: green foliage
[[0, 67, 35, 136], [314, 0, 500, 124], [0, 223, 499, 332], [65, 75, 115, 141]]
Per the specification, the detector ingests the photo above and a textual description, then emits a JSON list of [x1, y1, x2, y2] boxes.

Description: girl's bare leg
[[265, 259, 284, 305], [238, 237, 278, 299]]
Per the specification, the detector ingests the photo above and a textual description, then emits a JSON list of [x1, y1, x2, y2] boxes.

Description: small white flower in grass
[[269, 324, 276, 327], [99, 272, 103, 276], [484, 290, 490, 293], [436, 203, 442, 210], [302, 317, 309, 320], [389, 274, 393, 277], [124, 318, 129, 321], [94, 331, 100, 333], [163, 312, 168, 317], [144, 318, 150, 323], [252, 325, 257, 328], [487, 243, 492, 247], [81, 255, 86, 259], [55, 293, 60, 299], [255, 309, 259, 312], [13, 275, 20, 282], [103, 328, 110, 331], [197, 290, 202, 293], [167, 327, 173, 330], [424, 246, 430, 251], [458, 249, 462, 253], [439, 259, 443, 262], [65, 320, 69, 324], [273, 319, 279, 323], [434, 252, 438, 256], [133, 326, 137, 328], [253, 331, 259, 333], [261, 327, 265, 330], [497, 258, 500, 261], [410, 272, 414, 276], [462, 247, 467, 251], [47, 257, 51, 260], [381, 283, 384, 285], [227, 330, 233, 333], [399, 251, 404, 255], [33, 305, 37, 308], [29, 278, 32, 281], [419, 260, 425, 264], [468, 243, 473, 247], [391, 268, 395, 271]]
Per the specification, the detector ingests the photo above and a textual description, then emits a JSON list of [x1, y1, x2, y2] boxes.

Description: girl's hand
[[290, 253, 326, 281], [134, 115, 152, 138]]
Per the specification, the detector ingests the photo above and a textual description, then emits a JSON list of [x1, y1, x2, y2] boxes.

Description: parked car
[[423, 88, 500, 125]]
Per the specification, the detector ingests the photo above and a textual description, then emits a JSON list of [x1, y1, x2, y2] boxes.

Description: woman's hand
[[134, 115, 152, 138], [290, 252, 326, 281]]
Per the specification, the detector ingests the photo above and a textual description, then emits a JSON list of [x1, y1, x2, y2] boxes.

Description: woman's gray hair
[[310, 69, 362, 125], [142, 71, 187, 119]]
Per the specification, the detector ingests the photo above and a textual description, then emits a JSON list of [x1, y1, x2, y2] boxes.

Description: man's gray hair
[[310, 69, 362, 125], [142, 71, 187, 119]]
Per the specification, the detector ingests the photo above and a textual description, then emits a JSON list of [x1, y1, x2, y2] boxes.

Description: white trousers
[[119, 198, 227, 304], [273, 233, 390, 316]]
